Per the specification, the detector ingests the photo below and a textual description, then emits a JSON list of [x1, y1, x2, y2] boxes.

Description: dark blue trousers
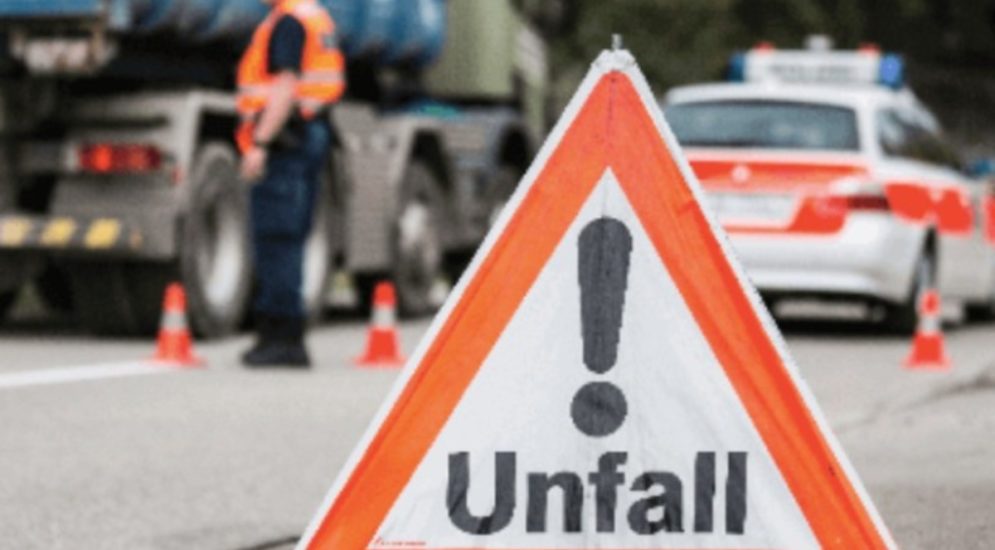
[[250, 118, 331, 319]]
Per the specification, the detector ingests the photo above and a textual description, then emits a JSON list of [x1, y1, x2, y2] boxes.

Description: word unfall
[[446, 451, 748, 535]]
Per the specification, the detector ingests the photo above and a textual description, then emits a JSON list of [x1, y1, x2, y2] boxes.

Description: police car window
[[665, 100, 859, 151], [876, 109, 908, 157], [876, 109, 961, 168]]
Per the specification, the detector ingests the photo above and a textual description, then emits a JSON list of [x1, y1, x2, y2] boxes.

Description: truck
[[0, 0, 549, 336]]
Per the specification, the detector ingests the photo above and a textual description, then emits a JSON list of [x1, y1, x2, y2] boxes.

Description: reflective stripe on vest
[[236, 0, 345, 120]]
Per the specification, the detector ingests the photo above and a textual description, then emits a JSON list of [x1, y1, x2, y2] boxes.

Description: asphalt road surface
[[1, 313, 994, 549]]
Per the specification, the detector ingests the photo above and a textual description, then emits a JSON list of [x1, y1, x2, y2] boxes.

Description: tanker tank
[[120, 0, 445, 68]]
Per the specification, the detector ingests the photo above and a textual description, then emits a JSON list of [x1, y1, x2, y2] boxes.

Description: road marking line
[[0, 361, 179, 389]]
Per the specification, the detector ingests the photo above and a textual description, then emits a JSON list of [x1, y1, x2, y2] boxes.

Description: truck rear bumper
[[0, 214, 143, 256]]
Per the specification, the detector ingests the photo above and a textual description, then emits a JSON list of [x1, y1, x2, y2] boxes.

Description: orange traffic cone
[[152, 283, 202, 367], [355, 281, 405, 367], [903, 289, 950, 370]]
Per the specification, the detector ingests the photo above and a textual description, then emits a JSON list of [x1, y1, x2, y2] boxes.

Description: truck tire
[[393, 159, 445, 316], [178, 141, 252, 337], [443, 163, 522, 285], [485, 164, 521, 228], [68, 143, 251, 337]]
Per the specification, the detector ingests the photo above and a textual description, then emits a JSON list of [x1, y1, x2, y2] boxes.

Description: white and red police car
[[664, 43, 995, 331]]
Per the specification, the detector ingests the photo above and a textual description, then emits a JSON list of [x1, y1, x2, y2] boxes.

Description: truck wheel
[[393, 160, 444, 316], [178, 142, 252, 337], [69, 143, 250, 337], [885, 250, 933, 334], [443, 163, 522, 285], [485, 164, 521, 228]]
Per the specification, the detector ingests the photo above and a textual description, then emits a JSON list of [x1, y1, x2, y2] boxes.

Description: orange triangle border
[[301, 52, 894, 550]]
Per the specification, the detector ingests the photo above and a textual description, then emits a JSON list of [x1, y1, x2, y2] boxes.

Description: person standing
[[235, 0, 344, 367]]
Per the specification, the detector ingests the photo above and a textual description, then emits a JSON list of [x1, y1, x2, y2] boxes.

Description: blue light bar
[[729, 47, 906, 89], [727, 52, 746, 82], [878, 53, 904, 89]]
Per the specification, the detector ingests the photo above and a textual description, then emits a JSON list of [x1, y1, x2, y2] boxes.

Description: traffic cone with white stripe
[[355, 281, 405, 367], [903, 289, 950, 370], [152, 282, 202, 367]]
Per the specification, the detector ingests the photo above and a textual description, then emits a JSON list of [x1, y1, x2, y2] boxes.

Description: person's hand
[[240, 145, 267, 182]]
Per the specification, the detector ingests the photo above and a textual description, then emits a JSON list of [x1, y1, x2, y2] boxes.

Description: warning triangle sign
[[298, 49, 895, 550]]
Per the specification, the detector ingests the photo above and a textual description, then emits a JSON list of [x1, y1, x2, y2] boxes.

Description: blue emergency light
[[728, 46, 906, 90], [877, 53, 904, 89], [727, 52, 747, 82]]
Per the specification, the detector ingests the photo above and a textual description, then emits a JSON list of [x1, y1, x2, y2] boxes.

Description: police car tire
[[885, 251, 934, 335], [965, 288, 995, 322], [178, 142, 253, 338], [885, 297, 918, 335], [393, 159, 445, 317]]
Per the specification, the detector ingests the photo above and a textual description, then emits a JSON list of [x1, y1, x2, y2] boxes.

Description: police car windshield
[[666, 100, 859, 151]]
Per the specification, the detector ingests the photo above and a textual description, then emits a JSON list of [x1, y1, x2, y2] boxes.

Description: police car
[[664, 43, 995, 331]]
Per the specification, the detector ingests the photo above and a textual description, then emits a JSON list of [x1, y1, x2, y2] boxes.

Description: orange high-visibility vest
[[236, 0, 345, 152]]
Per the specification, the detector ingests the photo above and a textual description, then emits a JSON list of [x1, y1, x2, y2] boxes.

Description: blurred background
[[546, 0, 995, 156], [0, 0, 992, 336]]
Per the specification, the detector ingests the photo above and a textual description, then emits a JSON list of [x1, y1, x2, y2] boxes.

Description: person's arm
[[252, 70, 297, 146], [241, 15, 305, 181], [241, 72, 297, 181]]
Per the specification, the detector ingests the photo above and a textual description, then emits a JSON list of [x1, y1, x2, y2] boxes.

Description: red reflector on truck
[[78, 144, 162, 173]]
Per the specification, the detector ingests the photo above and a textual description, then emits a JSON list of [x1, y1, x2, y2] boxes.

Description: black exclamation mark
[[571, 217, 633, 438]]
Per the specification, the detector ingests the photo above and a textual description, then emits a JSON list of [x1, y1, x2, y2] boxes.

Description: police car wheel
[[885, 250, 934, 334], [393, 160, 445, 317], [965, 285, 995, 322], [178, 142, 253, 338]]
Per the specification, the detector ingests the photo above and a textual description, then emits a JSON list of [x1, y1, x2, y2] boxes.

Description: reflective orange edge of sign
[[305, 72, 890, 550]]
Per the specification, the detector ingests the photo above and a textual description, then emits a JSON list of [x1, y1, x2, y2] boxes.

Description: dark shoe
[[242, 340, 311, 368], [242, 314, 311, 368]]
